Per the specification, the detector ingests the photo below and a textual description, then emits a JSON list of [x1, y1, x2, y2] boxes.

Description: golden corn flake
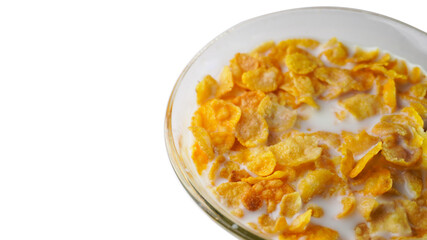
[[208, 155, 225, 185], [298, 169, 335, 202], [216, 66, 234, 98], [253, 179, 295, 213], [341, 130, 379, 156], [192, 99, 241, 132], [354, 223, 370, 240], [232, 147, 276, 176], [270, 135, 322, 167], [250, 40, 276, 55], [280, 225, 339, 240], [189, 37, 427, 239], [257, 214, 290, 234], [190, 126, 214, 159], [382, 77, 397, 113], [285, 52, 317, 74], [381, 136, 421, 167], [273, 216, 289, 233], [314, 67, 353, 99], [358, 196, 379, 220], [349, 141, 382, 178], [337, 194, 356, 218], [370, 203, 412, 236], [402, 106, 424, 129], [209, 131, 235, 154], [215, 182, 251, 207], [242, 66, 279, 92], [288, 209, 312, 233], [402, 171, 423, 199], [191, 143, 209, 175], [242, 188, 263, 211], [282, 38, 320, 49], [246, 151, 276, 177], [351, 70, 375, 91], [321, 37, 348, 65], [235, 111, 269, 147], [261, 100, 297, 132], [219, 161, 240, 179], [409, 82, 427, 99], [207, 99, 242, 132], [409, 66, 426, 84], [196, 75, 218, 104], [291, 74, 318, 108], [242, 170, 294, 184], [236, 53, 260, 72], [232, 90, 265, 112], [401, 199, 427, 231], [348, 47, 379, 63], [231, 208, 244, 218], [362, 167, 393, 196], [306, 204, 324, 218], [340, 148, 355, 177], [339, 93, 379, 120], [279, 192, 302, 217]]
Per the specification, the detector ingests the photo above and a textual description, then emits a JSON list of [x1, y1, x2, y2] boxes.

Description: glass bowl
[[164, 7, 427, 240]]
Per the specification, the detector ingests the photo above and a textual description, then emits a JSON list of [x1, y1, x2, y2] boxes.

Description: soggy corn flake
[[189, 38, 427, 239]]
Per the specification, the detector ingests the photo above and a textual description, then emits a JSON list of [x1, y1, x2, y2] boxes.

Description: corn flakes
[[189, 37, 427, 239]]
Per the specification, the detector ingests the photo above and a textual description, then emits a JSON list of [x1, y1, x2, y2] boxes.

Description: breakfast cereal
[[190, 37, 427, 239]]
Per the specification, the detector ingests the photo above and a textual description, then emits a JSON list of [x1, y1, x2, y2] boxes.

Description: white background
[[0, 0, 426, 239]]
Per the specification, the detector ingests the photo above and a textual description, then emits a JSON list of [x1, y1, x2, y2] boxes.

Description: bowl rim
[[164, 6, 427, 240]]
